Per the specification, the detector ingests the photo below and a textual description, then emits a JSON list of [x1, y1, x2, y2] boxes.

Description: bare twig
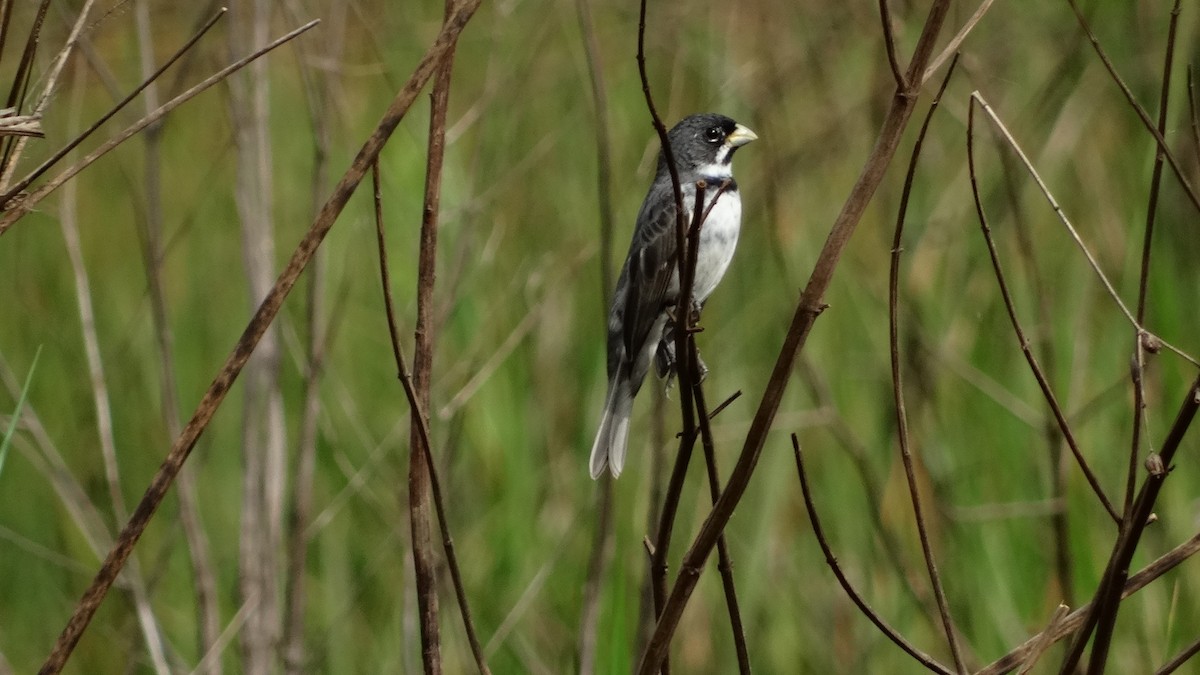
[[978, 529, 1200, 674], [792, 436, 954, 675], [877, 0, 906, 89], [1016, 605, 1070, 675], [636, 3, 953, 672], [1059, 373, 1200, 673], [888, 53, 966, 674], [966, 93, 1122, 525], [692, 363, 749, 674], [1127, 0, 1181, 517], [228, 2, 288, 671], [921, 0, 996, 85], [372, 162, 491, 674], [405, 0, 466, 669], [35, 7, 480, 671], [647, 182, 708, 675]]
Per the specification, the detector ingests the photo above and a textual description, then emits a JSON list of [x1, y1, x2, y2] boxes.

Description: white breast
[[690, 189, 741, 303]]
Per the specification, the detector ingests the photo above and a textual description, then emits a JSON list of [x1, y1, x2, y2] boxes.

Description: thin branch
[[888, 53, 966, 674], [921, 0, 996, 86], [0, 12, 304, 237], [792, 436, 954, 675], [1059, 373, 1200, 673], [877, 0, 906, 89], [647, 181, 708, 675], [34, 6, 480, 671], [636, 3, 953, 671], [372, 162, 491, 675], [691, 347, 749, 674], [1127, 0, 1181, 519], [966, 93, 1122, 525], [407, 0, 465, 669], [1016, 605, 1070, 675], [978, 528, 1200, 674]]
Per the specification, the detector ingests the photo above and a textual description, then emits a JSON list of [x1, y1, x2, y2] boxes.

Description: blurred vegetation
[[1, 0, 1199, 672]]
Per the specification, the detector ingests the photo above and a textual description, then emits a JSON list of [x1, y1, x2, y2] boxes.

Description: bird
[[589, 113, 757, 479]]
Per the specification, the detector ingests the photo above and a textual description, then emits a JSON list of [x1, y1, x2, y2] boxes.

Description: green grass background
[[1, 0, 1200, 672]]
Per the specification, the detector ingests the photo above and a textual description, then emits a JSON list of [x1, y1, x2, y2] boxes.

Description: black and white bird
[[590, 113, 757, 479]]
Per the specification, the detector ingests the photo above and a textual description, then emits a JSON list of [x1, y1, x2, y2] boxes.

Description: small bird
[[589, 113, 757, 479]]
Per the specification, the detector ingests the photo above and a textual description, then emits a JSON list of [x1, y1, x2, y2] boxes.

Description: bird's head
[[660, 113, 757, 180]]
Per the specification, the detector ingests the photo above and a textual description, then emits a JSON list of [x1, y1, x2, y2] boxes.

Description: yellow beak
[[727, 124, 758, 147]]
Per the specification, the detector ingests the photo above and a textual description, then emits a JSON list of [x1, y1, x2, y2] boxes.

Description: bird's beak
[[727, 124, 758, 147]]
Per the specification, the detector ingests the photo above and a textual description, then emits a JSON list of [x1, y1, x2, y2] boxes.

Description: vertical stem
[[409, 2, 460, 671], [228, 2, 286, 672]]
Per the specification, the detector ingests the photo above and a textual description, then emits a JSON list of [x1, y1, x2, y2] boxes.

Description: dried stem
[[1059, 373, 1200, 673], [1016, 605, 1070, 674], [888, 53, 966, 674], [792, 436, 954, 675], [647, 181, 709, 675], [407, 0, 464, 669], [877, 0, 906, 89], [372, 162, 491, 674], [921, 0, 996, 86], [228, 3, 288, 670], [1127, 0, 1180, 517], [966, 92, 1122, 525], [34, 7, 480, 671], [636, 3, 952, 672], [691, 366, 749, 674]]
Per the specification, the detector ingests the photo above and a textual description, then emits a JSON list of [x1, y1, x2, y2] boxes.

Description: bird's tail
[[589, 378, 633, 479]]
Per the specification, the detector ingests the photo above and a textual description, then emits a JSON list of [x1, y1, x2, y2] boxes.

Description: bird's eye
[[704, 126, 723, 143]]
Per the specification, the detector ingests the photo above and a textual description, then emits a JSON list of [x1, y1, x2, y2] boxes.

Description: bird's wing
[[619, 179, 688, 378]]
